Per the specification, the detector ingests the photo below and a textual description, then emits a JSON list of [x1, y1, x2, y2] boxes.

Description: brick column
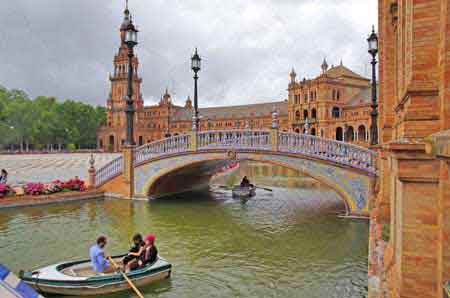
[[190, 131, 198, 151], [270, 128, 279, 151], [122, 145, 136, 198]]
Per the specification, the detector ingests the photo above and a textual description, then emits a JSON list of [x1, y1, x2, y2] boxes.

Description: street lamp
[[124, 19, 138, 146], [367, 25, 378, 146], [191, 48, 201, 130]]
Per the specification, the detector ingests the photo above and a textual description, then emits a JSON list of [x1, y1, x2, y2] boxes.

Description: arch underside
[[133, 151, 373, 216]]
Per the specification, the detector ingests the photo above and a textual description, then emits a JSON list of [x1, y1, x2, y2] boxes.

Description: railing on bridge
[[278, 132, 376, 173], [94, 130, 377, 187], [134, 134, 191, 165], [198, 130, 271, 150], [95, 156, 123, 187]]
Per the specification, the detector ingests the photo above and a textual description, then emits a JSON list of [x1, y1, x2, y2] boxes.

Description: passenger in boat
[[125, 234, 158, 273], [0, 169, 8, 184], [90, 236, 114, 274], [240, 176, 253, 187], [122, 233, 145, 266]]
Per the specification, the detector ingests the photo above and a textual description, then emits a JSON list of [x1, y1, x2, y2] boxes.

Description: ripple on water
[[0, 187, 368, 298]]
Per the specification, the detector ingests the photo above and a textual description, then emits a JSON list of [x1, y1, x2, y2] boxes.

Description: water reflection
[[0, 161, 368, 298]]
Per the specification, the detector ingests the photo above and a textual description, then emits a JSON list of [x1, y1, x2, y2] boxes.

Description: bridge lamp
[[191, 48, 201, 130], [367, 25, 379, 146], [124, 22, 138, 146]]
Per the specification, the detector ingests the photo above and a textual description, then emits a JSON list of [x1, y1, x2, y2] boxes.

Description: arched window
[[335, 127, 343, 141], [304, 93, 308, 102], [295, 128, 300, 133], [109, 135, 115, 146], [332, 90, 336, 100], [332, 107, 340, 118], [310, 91, 314, 101], [311, 128, 316, 136], [346, 126, 355, 142], [311, 108, 317, 119], [358, 125, 366, 141], [138, 136, 144, 146], [295, 110, 301, 121], [320, 129, 324, 137], [303, 109, 309, 119]]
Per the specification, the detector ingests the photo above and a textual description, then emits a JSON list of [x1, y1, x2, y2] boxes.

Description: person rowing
[[240, 176, 254, 188], [89, 236, 115, 274]]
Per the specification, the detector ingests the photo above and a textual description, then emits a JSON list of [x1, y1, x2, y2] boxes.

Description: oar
[[255, 186, 273, 192], [107, 256, 144, 298]]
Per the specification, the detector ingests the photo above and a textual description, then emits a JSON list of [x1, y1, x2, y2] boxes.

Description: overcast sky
[[0, 0, 377, 107]]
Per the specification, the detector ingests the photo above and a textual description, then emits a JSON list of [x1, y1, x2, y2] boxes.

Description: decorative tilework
[[134, 151, 374, 215]]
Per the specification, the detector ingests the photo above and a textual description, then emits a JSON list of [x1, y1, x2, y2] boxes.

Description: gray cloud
[[0, 0, 377, 107]]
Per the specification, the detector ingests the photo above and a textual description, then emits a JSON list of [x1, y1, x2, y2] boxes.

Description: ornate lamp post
[[367, 26, 379, 146], [124, 19, 138, 145], [191, 48, 201, 130]]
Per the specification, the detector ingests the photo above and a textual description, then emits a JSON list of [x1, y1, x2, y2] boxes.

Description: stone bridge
[[92, 129, 378, 216]]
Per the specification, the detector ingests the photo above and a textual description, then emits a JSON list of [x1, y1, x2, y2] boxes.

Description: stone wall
[[370, 1, 450, 297]]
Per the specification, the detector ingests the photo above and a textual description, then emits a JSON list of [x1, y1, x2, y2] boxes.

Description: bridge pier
[[122, 145, 136, 198]]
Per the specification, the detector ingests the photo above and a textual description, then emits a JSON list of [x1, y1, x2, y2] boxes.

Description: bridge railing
[[134, 134, 191, 165], [95, 155, 123, 187], [198, 130, 271, 150], [278, 132, 376, 173]]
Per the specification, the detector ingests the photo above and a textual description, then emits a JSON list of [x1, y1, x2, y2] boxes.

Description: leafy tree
[[0, 86, 106, 151]]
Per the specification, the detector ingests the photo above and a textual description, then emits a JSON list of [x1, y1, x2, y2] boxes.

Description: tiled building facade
[[97, 6, 373, 152]]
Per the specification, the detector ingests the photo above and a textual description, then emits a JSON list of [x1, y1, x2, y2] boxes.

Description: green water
[[0, 187, 368, 298]]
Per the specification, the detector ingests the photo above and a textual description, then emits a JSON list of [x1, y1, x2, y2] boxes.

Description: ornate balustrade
[[198, 130, 271, 150], [134, 134, 191, 165], [278, 132, 376, 173], [94, 129, 377, 187], [95, 156, 123, 187]]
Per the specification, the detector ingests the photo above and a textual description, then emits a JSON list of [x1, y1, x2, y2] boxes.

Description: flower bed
[[0, 177, 86, 199]]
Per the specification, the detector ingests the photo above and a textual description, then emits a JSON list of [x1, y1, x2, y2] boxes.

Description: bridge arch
[[132, 150, 374, 216], [96, 130, 377, 216]]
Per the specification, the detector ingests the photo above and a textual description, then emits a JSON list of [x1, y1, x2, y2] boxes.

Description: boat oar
[[107, 256, 144, 298], [256, 186, 273, 192]]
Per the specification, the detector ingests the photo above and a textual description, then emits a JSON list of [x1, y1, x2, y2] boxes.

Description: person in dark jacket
[[122, 234, 145, 266], [0, 169, 8, 184], [125, 234, 158, 272]]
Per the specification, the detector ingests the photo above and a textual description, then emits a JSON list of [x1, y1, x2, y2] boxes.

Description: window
[[303, 109, 309, 119], [332, 107, 340, 118], [335, 127, 343, 141], [358, 125, 367, 141], [332, 90, 336, 100], [295, 110, 301, 121], [311, 108, 317, 119]]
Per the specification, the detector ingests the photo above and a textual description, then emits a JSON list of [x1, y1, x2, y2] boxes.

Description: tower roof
[[121, 0, 132, 30]]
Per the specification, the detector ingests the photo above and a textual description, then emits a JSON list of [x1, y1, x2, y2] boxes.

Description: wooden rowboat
[[19, 255, 171, 296], [232, 186, 256, 198]]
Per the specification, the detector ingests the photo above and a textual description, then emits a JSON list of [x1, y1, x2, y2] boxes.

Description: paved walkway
[[0, 153, 120, 184]]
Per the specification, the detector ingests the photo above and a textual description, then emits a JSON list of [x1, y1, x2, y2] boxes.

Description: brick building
[[97, 5, 373, 151], [368, 1, 450, 298]]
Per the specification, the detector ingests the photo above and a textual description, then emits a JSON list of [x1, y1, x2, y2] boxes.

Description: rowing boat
[[20, 255, 171, 296], [232, 185, 256, 198]]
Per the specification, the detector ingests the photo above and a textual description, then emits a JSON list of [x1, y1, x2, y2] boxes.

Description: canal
[[0, 161, 369, 298]]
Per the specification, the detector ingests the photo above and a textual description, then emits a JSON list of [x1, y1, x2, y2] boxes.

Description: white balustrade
[[95, 156, 123, 187], [134, 134, 191, 165], [95, 130, 377, 186], [198, 130, 271, 150], [278, 132, 376, 173]]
